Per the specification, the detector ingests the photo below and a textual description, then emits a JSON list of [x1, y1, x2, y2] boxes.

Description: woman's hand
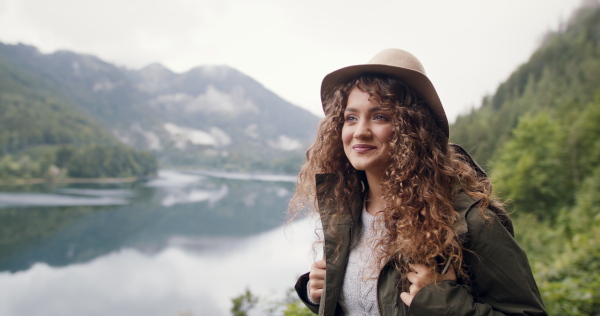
[[400, 263, 457, 307], [308, 259, 326, 303]]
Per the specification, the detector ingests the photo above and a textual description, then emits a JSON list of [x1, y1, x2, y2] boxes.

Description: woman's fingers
[[309, 288, 323, 303], [406, 263, 432, 287], [314, 259, 326, 269], [308, 259, 326, 303], [408, 263, 428, 274], [400, 291, 414, 306], [401, 263, 457, 307], [309, 260, 326, 282], [404, 271, 418, 286]]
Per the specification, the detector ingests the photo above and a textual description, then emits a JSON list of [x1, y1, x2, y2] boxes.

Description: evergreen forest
[[451, 5, 600, 315], [235, 4, 600, 316]]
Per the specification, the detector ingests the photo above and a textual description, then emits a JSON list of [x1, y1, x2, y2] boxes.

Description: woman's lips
[[352, 144, 377, 153]]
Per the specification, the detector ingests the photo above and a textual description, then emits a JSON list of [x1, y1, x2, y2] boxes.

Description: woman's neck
[[365, 171, 385, 216]]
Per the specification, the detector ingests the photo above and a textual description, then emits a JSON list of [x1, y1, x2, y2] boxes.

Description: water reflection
[[161, 184, 229, 207], [0, 170, 314, 316], [0, 218, 314, 316]]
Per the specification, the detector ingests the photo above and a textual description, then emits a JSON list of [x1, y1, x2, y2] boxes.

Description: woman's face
[[342, 87, 394, 176]]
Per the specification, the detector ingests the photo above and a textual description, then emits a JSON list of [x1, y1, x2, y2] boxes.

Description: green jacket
[[295, 173, 547, 316]]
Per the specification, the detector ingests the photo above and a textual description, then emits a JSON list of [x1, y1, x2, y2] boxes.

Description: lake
[[0, 170, 317, 316]]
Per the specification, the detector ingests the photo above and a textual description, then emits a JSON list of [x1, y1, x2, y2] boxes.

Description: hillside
[[0, 46, 118, 151], [450, 3, 600, 315], [0, 44, 320, 174], [0, 46, 157, 181], [451, 4, 600, 168]]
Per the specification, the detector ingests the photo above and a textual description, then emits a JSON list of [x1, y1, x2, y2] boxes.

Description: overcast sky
[[0, 0, 587, 121]]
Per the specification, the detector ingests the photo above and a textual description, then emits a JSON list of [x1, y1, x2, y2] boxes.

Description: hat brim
[[320, 64, 449, 138]]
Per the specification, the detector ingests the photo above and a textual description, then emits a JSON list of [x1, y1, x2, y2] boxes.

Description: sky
[[0, 0, 587, 122]]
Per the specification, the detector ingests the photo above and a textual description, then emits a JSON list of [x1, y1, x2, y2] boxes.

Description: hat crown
[[367, 48, 426, 76]]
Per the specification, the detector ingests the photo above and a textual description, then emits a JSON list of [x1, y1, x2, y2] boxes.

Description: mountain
[[0, 43, 320, 173], [0, 45, 159, 180]]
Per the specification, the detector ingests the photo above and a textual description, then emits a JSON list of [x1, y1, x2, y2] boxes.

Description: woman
[[289, 49, 546, 315]]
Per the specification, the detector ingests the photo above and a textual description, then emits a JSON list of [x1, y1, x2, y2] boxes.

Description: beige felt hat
[[321, 48, 449, 138]]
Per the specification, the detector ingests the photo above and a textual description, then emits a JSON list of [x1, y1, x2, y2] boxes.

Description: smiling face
[[342, 87, 394, 177]]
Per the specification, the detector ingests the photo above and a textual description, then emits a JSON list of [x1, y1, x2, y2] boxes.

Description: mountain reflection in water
[[0, 170, 315, 316]]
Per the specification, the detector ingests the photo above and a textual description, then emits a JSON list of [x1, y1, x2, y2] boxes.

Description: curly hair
[[288, 74, 497, 283]]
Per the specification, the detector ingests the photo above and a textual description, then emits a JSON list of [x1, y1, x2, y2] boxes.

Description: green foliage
[[231, 288, 259, 316], [282, 301, 314, 316], [66, 144, 157, 178], [492, 81, 600, 316], [0, 92, 116, 156], [0, 144, 157, 181], [537, 228, 600, 316], [0, 155, 33, 179], [520, 166, 600, 315], [569, 93, 600, 185], [230, 287, 314, 316], [491, 92, 600, 221], [491, 112, 574, 219]]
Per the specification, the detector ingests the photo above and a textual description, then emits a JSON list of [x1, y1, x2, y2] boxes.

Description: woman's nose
[[354, 121, 372, 139]]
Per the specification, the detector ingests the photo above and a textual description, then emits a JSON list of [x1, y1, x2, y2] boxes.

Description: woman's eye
[[374, 114, 388, 121], [345, 115, 357, 122]]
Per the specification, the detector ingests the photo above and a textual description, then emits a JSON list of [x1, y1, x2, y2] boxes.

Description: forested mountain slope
[[0, 46, 118, 151], [0, 46, 157, 180], [451, 5, 600, 168], [451, 3, 600, 314]]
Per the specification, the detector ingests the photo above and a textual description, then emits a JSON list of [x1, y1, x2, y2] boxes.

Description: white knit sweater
[[338, 207, 381, 315]]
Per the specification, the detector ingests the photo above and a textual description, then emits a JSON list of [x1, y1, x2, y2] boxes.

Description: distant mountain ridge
[[0, 43, 320, 172]]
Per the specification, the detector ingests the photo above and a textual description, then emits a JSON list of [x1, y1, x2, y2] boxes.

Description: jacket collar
[[315, 173, 362, 228]]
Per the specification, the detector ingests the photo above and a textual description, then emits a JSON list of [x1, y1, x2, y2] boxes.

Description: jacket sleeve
[[408, 208, 547, 316], [294, 272, 320, 314]]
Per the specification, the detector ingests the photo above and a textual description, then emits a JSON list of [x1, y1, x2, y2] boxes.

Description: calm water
[[0, 170, 316, 316]]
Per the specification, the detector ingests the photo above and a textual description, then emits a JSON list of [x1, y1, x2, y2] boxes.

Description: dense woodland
[[453, 5, 600, 315], [232, 4, 600, 316]]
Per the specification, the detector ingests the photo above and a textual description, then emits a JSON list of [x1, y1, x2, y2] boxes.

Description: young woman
[[289, 49, 546, 315]]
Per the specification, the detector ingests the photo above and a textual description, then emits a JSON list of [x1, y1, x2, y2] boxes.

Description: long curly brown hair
[[288, 74, 497, 282]]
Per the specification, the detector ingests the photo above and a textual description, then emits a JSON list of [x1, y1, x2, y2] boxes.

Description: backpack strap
[[450, 143, 514, 237], [453, 192, 514, 243]]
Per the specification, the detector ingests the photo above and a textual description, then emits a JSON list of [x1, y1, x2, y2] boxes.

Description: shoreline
[[186, 169, 297, 183], [0, 175, 157, 186]]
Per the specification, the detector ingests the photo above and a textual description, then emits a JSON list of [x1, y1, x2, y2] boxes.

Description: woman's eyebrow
[[344, 106, 384, 113]]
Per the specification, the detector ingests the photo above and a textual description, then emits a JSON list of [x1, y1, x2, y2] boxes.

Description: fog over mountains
[[0, 43, 320, 172]]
